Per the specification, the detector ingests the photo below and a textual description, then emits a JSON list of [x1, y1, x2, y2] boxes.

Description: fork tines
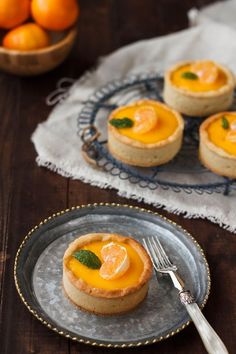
[[143, 236, 177, 272]]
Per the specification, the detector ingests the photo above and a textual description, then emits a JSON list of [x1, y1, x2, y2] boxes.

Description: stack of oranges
[[0, 0, 79, 51]]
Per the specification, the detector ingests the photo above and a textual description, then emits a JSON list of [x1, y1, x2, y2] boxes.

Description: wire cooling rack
[[77, 72, 236, 195]]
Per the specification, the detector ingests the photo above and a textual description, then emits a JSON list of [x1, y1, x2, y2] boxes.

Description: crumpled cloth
[[32, 20, 236, 233]]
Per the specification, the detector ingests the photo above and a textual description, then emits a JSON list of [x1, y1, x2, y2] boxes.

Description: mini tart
[[199, 112, 236, 178], [108, 99, 184, 167], [63, 233, 153, 315], [164, 60, 235, 117]]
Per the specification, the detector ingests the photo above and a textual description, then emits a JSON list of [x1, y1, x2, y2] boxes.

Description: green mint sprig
[[73, 250, 102, 269], [222, 116, 229, 130], [109, 117, 134, 128], [181, 72, 198, 80]]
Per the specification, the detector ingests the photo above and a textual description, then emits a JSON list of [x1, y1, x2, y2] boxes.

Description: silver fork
[[143, 236, 228, 354]]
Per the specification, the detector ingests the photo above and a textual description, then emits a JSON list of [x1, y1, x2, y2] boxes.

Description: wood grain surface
[[0, 1, 235, 353]]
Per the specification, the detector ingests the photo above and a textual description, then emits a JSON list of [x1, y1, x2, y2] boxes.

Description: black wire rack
[[77, 72, 236, 195]]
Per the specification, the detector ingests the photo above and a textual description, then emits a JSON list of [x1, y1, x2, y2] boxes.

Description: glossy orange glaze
[[113, 102, 178, 144], [207, 113, 236, 156], [171, 62, 227, 92], [67, 240, 144, 290]]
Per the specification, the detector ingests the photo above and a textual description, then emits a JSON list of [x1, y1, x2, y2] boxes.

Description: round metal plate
[[14, 203, 210, 347]]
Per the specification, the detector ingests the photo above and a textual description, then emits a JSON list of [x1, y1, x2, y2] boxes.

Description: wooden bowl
[[0, 26, 77, 76]]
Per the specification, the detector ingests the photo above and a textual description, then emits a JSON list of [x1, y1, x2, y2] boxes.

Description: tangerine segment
[[0, 0, 30, 29], [99, 242, 130, 280], [191, 61, 219, 84], [3, 23, 50, 51], [31, 0, 79, 31], [133, 106, 158, 134]]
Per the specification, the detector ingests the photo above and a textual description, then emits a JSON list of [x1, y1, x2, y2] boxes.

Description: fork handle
[[184, 301, 228, 354]]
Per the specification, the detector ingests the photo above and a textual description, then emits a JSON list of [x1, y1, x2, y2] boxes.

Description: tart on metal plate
[[164, 60, 235, 117], [199, 112, 236, 178], [108, 99, 184, 167], [63, 233, 153, 315]]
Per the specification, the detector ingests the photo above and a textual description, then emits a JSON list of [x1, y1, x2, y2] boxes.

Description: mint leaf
[[73, 250, 101, 269], [222, 116, 229, 129], [109, 117, 134, 128], [181, 72, 198, 80]]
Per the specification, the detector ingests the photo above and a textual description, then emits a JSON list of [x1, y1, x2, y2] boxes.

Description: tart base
[[63, 274, 149, 315], [164, 84, 234, 117], [199, 141, 236, 178], [108, 133, 183, 167]]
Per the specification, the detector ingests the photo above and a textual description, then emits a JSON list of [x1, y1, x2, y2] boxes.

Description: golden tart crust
[[108, 99, 184, 167], [164, 60, 235, 117], [63, 233, 153, 315], [199, 112, 236, 178]]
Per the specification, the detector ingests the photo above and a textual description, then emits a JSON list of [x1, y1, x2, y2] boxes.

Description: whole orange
[[3, 23, 50, 51], [0, 0, 30, 29], [31, 0, 79, 31]]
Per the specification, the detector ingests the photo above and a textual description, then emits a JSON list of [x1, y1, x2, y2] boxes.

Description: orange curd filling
[[171, 62, 227, 92], [207, 113, 236, 156], [67, 240, 144, 290], [113, 103, 178, 144]]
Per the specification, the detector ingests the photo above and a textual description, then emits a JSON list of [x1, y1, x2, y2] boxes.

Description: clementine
[[133, 106, 159, 134], [0, 0, 30, 29], [31, 0, 79, 31], [191, 61, 219, 84], [99, 242, 130, 280], [3, 23, 50, 51]]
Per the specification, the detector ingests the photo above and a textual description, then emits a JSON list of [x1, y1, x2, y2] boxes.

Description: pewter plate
[[14, 203, 210, 347]]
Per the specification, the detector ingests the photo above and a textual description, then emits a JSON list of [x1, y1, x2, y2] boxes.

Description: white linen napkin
[[189, 0, 236, 28], [32, 21, 236, 233]]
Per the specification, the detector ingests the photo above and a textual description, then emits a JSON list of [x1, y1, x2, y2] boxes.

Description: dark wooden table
[[1, 1, 235, 353]]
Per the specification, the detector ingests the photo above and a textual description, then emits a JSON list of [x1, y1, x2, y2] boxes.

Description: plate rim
[[14, 202, 211, 348]]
